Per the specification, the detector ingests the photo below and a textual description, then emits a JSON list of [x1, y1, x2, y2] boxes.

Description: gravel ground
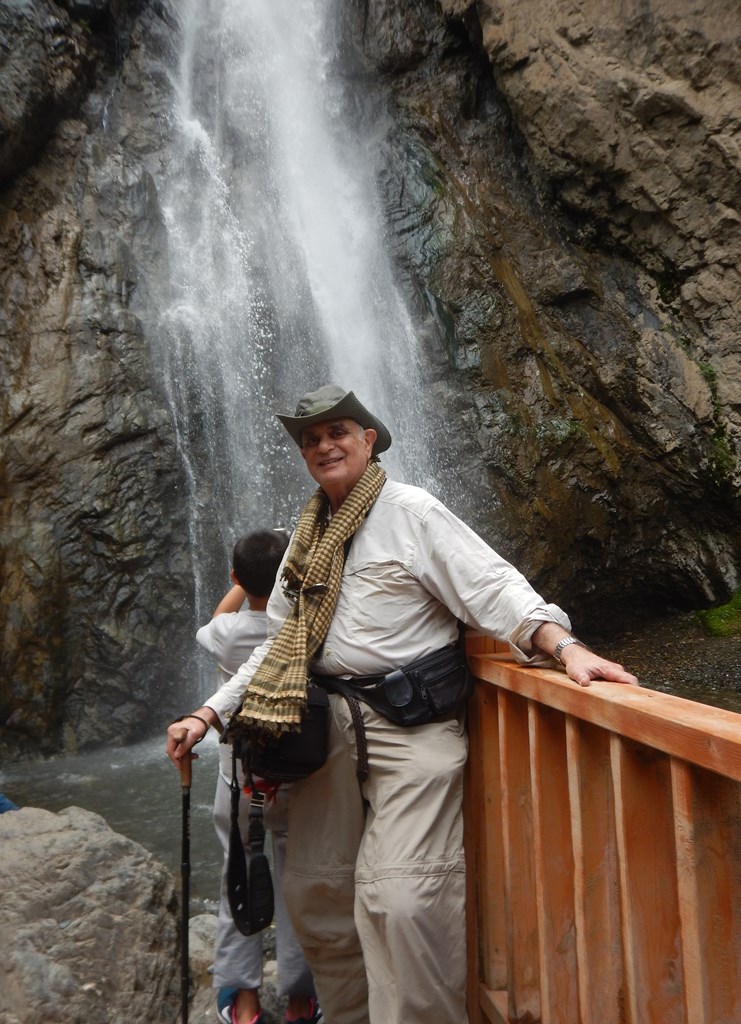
[[584, 611, 741, 714]]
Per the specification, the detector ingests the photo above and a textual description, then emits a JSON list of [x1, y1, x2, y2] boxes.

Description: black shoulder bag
[[243, 684, 330, 783]]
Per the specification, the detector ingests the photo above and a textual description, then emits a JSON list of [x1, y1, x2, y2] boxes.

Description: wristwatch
[[553, 636, 586, 664]]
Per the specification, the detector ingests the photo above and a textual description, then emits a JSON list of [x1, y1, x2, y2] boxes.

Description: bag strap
[[343, 692, 369, 784], [226, 743, 274, 935], [231, 743, 268, 860], [246, 786, 273, 931], [314, 678, 369, 783], [230, 742, 241, 820]]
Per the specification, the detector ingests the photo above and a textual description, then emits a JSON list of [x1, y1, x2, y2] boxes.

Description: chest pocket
[[346, 560, 422, 634]]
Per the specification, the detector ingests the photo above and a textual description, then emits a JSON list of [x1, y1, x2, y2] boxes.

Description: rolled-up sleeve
[[415, 503, 571, 663], [508, 604, 571, 664]]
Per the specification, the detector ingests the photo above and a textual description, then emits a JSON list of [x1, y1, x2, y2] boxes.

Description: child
[[196, 530, 321, 1024]]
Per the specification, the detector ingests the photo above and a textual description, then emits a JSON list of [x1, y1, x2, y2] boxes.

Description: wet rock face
[[0, 0, 86, 184], [0, 0, 193, 759], [1, 0, 740, 759], [0, 0, 140, 185], [345, 0, 741, 614]]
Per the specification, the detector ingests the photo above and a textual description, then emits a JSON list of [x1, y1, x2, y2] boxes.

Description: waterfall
[[151, 0, 446, 624]]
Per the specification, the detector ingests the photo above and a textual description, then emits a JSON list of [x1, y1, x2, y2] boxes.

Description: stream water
[[0, 734, 224, 913]]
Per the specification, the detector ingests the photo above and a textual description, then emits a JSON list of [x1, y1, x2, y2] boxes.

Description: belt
[[312, 672, 383, 689]]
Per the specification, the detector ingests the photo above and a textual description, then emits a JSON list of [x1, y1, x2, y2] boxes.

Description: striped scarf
[[232, 461, 386, 736]]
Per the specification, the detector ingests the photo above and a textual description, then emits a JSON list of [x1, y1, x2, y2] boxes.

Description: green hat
[[277, 384, 392, 457]]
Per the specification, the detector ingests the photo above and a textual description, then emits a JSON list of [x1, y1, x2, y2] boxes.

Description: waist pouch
[[318, 645, 473, 727], [243, 685, 330, 784]]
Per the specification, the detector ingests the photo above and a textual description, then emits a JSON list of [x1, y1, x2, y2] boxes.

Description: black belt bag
[[319, 645, 473, 727]]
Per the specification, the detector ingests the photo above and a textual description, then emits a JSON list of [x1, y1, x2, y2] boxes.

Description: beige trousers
[[283, 693, 469, 1024]]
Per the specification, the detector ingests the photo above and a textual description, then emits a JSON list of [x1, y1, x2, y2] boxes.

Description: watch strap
[[553, 636, 586, 664]]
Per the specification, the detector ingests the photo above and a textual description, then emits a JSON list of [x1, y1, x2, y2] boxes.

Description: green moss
[[706, 422, 737, 486], [700, 362, 718, 395], [697, 589, 741, 636], [711, 433, 736, 479], [533, 417, 586, 444], [695, 361, 736, 483]]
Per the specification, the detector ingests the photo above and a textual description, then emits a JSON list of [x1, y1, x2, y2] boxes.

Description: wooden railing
[[463, 633, 741, 1024]]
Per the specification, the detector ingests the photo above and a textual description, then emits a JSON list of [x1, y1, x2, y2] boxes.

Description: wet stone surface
[[586, 611, 741, 714]]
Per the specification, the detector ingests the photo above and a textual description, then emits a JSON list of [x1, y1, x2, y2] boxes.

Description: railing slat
[[499, 690, 540, 1021], [465, 684, 507, 1023], [671, 759, 707, 1023], [611, 735, 684, 1023], [675, 763, 741, 1023], [529, 704, 578, 1023], [481, 690, 507, 993], [465, 684, 485, 1024], [566, 718, 624, 1023]]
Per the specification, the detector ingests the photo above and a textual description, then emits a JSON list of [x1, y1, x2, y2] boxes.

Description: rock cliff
[[1, 0, 192, 758], [1, 0, 739, 758], [345, 0, 741, 602]]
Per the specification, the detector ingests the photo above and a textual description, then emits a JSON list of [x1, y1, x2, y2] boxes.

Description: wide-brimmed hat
[[277, 384, 392, 457]]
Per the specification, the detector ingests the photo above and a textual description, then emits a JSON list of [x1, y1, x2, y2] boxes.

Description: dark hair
[[232, 530, 290, 597]]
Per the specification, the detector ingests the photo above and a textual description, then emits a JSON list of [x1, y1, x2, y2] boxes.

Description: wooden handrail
[[464, 634, 741, 1024]]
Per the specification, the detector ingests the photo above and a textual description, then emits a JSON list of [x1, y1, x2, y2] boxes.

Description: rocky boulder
[[0, 805, 180, 1024]]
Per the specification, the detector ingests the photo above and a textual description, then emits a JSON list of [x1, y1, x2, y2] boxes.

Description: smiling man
[[298, 418, 376, 513], [167, 384, 637, 1024]]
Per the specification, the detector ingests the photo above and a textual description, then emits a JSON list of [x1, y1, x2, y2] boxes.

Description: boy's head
[[232, 530, 290, 597]]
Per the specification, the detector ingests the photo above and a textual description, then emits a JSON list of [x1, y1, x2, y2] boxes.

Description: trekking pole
[[177, 736, 192, 1024]]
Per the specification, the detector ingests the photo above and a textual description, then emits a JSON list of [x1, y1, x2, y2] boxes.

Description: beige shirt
[[206, 480, 570, 723]]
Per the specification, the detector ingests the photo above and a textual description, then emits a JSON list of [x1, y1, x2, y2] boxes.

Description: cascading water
[[0, 0, 462, 900], [151, 0, 450, 632], [1, 0, 388, 912]]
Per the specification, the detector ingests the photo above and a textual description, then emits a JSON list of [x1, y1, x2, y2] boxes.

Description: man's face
[[300, 418, 377, 509]]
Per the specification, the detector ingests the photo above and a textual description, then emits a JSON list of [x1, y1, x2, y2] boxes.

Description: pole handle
[[175, 729, 193, 790]]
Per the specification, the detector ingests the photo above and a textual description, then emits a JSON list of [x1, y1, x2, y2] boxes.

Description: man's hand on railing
[[558, 643, 639, 688], [532, 622, 640, 688]]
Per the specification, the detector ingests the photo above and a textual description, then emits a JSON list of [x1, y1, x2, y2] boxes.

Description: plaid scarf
[[232, 460, 386, 736]]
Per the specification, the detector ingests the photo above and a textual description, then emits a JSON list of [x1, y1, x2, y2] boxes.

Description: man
[[190, 531, 320, 1024], [167, 384, 638, 1024]]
